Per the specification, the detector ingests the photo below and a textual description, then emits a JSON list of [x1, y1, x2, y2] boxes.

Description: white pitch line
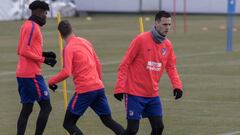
[[220, 131, 240, 135], [0, 71, 15, 76], [0, 61, 120, 77], [178, 50, 238, 58], [50, 89, 240, 104], [54, 89, 73, 94], [1, 50, 239, 77], [100, 51, 237, 66]]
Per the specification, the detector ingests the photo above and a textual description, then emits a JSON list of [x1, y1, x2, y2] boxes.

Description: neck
[[65, 33, 75, 43], [158, 31, 166, 37], [151, 26, 166, 44]]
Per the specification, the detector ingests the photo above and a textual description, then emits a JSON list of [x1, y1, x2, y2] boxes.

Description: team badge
[[129, 110, 134, 116], [162, 48, 166, 56], [44, 91, 48, 96]]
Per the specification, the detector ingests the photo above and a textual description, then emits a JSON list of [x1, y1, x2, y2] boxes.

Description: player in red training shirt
[[16, 1, 57, 135], [114, 11, 183, 135], [48, 20, 124, 135]]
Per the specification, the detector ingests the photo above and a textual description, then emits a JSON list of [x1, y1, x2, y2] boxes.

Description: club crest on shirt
[[44, 91, 48, 96], [129, 110, 134, 116], [162, 48, 166, 56]]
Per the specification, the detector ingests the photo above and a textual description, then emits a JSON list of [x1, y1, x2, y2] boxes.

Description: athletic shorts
[[68, 88, 111, 116], [17, 75, 50, 103], [125, 94, 163, 120]]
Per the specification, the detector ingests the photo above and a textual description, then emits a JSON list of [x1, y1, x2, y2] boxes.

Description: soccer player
[[48, 20, 124, 135], [114, 10, 183, 135], [16, 1, 57, 135]]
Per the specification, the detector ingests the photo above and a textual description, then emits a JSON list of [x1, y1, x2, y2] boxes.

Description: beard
[[28, 15, 46, 27]]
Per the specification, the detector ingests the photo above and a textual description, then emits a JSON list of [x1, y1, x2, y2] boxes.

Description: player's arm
[[114, 37, 140, 95], [18, 24, 56, 67], [165, 46, 183, 99], [18, 23, 45, 62], [48, 46, 73, 86]]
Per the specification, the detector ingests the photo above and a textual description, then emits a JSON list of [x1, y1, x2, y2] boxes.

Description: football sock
[[149, 116, 164, 135], [35, 100, 52, 135], [99, 115, 125, 135], [17, 103, 34, 135], [63, 110, 83, 135], [123, 119, 140, 135]]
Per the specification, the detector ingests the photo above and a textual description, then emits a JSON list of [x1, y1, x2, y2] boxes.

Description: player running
[[48, 20, 124, 135]]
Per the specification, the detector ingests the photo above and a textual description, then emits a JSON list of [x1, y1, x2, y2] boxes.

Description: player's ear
[[155, 20, 161, 27], [155, 19, 160, 25]]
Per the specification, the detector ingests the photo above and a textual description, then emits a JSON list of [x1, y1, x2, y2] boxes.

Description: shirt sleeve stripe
[[62, 47, 66, 67], [27, 21, 35, 46]]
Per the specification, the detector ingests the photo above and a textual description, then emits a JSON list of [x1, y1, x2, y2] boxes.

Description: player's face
[[155, 17, 171, 36], [39, 9, 48, 22]]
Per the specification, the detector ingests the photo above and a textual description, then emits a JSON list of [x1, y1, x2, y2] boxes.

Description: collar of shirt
[[66, 34, 76, 44]]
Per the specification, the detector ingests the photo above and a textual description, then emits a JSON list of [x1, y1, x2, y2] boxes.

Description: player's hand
[[49, 84, 58, 92], [173, 88, 183, 100], [42, 51, 56, 59], [44, 57, 57, 67], [114, 93, 124, 101]]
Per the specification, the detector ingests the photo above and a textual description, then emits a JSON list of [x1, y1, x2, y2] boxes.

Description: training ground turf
[[0, 14, 240, 135]]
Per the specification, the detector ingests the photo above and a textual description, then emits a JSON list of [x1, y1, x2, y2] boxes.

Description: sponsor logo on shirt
[[162, 48, 166, 56], [146, 61, 162, 71]]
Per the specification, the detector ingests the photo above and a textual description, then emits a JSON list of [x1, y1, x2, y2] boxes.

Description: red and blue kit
[[114, 32, 183, 119], [16, 20, 49, 103]]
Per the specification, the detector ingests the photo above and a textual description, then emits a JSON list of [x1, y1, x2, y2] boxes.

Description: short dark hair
[[155, 10, 171, 21], [58, 20, 72, 38], [29, 0, 49, 11]]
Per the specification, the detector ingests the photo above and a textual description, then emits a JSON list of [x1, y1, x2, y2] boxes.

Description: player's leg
[[63, 110, 83, 135], [33, 75, 52, 135], [35, 99, 52, 135], [17, 103, 34, 135], [16, 77, 37, 135], [144, 96, 164, 135], [91, 89, 124, 135], [148, 116, 164, 135], [123, 119, 140, 135], [123, 94, 145, 135], [63, 92, 91, 134], [99, 114, 125, 135]]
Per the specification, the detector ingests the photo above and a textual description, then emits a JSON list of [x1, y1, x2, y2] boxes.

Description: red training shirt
[[16, 20, 45, 78], [114, 32, 183, 97], [48, 36, 104, 93]]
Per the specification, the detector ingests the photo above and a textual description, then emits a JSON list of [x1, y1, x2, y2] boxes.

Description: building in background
[[0, 0, 76, 21], [0, 0, 240, 21]]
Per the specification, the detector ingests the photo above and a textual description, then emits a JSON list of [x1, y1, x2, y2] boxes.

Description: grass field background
[[0, 14, 240, 135]]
